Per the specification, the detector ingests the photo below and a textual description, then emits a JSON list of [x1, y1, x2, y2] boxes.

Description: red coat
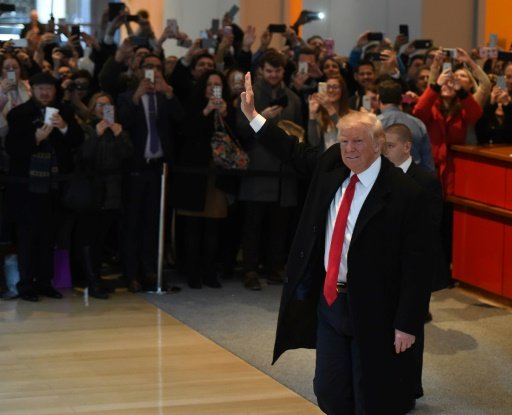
[[413, 86, 483, 194]]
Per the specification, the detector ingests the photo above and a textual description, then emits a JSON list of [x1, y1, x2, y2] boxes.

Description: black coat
[[257, 123, 434, 414], [406, 162, 449, 291], [6, 99, 83, 179]]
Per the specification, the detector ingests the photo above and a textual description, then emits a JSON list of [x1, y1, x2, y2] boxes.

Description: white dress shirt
[[398, 156, 412, 173], [324, 157, 381, 283]]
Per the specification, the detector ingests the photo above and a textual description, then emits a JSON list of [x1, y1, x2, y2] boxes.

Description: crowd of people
[[0, 6, 509, 303]]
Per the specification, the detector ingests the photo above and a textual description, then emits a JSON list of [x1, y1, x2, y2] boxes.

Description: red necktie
[[324, 174, 359, 305]]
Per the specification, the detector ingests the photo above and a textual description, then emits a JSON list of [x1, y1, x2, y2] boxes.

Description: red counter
[[450, 145, 512, 299]]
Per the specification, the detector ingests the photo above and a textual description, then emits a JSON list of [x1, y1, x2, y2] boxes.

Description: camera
[[443, 48, 457, 58]]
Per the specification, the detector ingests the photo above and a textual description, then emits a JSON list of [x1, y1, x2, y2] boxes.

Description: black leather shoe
[[203, 276, 222, 289], [38, 287, 63, 299], [128, 280, 142, 293], [89, 285, 109, 299], [244, 272, 261, 291], [21, 292, 39, 302]]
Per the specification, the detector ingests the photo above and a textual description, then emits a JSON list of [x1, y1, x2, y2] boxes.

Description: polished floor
[[0, 291, 322, 415]]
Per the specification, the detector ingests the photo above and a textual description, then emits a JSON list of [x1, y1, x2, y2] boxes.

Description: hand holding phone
[[298, 61, 309, 75], [167, 19, 178, 38], [362, 95, 372, 111], [318, 82, 327, 94], [44, 107, 59, 125]]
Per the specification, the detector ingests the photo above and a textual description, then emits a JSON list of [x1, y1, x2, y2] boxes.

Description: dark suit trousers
[[241, 201, 290, 275], [314, 292, 366, 415], [14, 191, 57, 294], [122, 166, 162, 280]]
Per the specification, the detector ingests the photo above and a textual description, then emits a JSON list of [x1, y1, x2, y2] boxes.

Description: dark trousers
[[14, 192, 57, 294], [122, 167, 162, 280], [314, 293, 365, 415], [179, 215, 221, 283], [241, 201, 289, 275]]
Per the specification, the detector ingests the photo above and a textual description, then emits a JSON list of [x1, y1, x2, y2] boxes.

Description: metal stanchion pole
[[151, 162, 167, 295]]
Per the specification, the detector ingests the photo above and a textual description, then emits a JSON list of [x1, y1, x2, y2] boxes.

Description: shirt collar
[[350, 156, 381, 188], [398, 156, 413, 173]]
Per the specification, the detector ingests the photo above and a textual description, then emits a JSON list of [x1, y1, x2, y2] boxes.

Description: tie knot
[[349, 174, 359, 186]]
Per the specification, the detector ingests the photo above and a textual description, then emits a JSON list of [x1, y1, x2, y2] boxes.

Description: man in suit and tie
[[240, 72, 434, 414], [384, 122, 448, 400], [117, 54, 184, 292]]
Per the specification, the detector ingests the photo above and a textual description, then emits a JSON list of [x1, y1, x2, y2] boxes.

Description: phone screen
[[497, 76, 506, 90], [318, 82, 327, 94], [362, 96, 372, 111], [298, 61, 308, 74], [6, 71, 16, 82], [442, 62, 452, 72], [103, 105, 115, 124], [145, 69, 154, 83]]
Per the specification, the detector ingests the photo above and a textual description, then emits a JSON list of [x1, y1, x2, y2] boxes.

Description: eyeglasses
[[3, 66, 18, 71], [326, 84, 341, 90]]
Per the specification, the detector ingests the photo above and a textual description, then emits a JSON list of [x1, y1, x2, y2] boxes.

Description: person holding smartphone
[[117, 53, 185, 293], [68, 92, 132, 299], [308, 77, 352, 151], [173, 70, 237, 289], [475, 77, 512, 144]]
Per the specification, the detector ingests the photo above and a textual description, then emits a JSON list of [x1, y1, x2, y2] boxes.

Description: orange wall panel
[[484, 0, 512, 49]]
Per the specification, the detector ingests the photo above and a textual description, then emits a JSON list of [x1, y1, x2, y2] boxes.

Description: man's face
[[416, 69, 430, 92], [191, 57, 215, 79], [384, 132, 410, 167], [32, 84, 56, 107], [261, 62, 284, 88], [355, 64, 375, 89], [339, 123, 381, 174], [407, 58, 424, 78]]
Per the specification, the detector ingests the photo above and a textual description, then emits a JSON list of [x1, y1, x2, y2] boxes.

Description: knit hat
[[29, 72, 58, 87]]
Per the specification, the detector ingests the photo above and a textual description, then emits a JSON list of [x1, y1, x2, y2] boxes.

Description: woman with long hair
[[307, 76, 351, 151], [173, 69, 236, 289]]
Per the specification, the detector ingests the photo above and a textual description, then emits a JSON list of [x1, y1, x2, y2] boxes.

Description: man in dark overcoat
[[240, 73, 434, 414]]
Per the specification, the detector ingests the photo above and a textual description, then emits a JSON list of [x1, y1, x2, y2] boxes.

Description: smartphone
[[212, 85, 222, 99], [367, 32, 383, 42], [177, 38, 192, 48], [108, 2, 126, 21], [11, 38, 28, 48], [414, 39, 433, 49], [126, 15, 139, 22], [497, 76, 506, 90], [268, 24, 287, 33], [498, 51, 512, 62], [167, 18, 178, 37], [442, 62, 452, 72], [6, 70, 16, 82], [401, 94, 414, 105], [145, 69, 154, 83], [211, 19, 220, 34], [234, 72, 243, 82], [489, 33, 498, 48], [362, 95, 372, 111], [201, 38, 217, 50], [103, 105, 115, 124], [399, 24, 409, 37], [71, 25, 80, 37], [443, 48, 457, 58], [227, 4, 240, 20], [298, 61, 309, 74], [318, 82, 327, 94], [366, 52, 382, 62], [324, 38, 334, 56], [130, 35, 148, 47], [44, 107, 59, 125]]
